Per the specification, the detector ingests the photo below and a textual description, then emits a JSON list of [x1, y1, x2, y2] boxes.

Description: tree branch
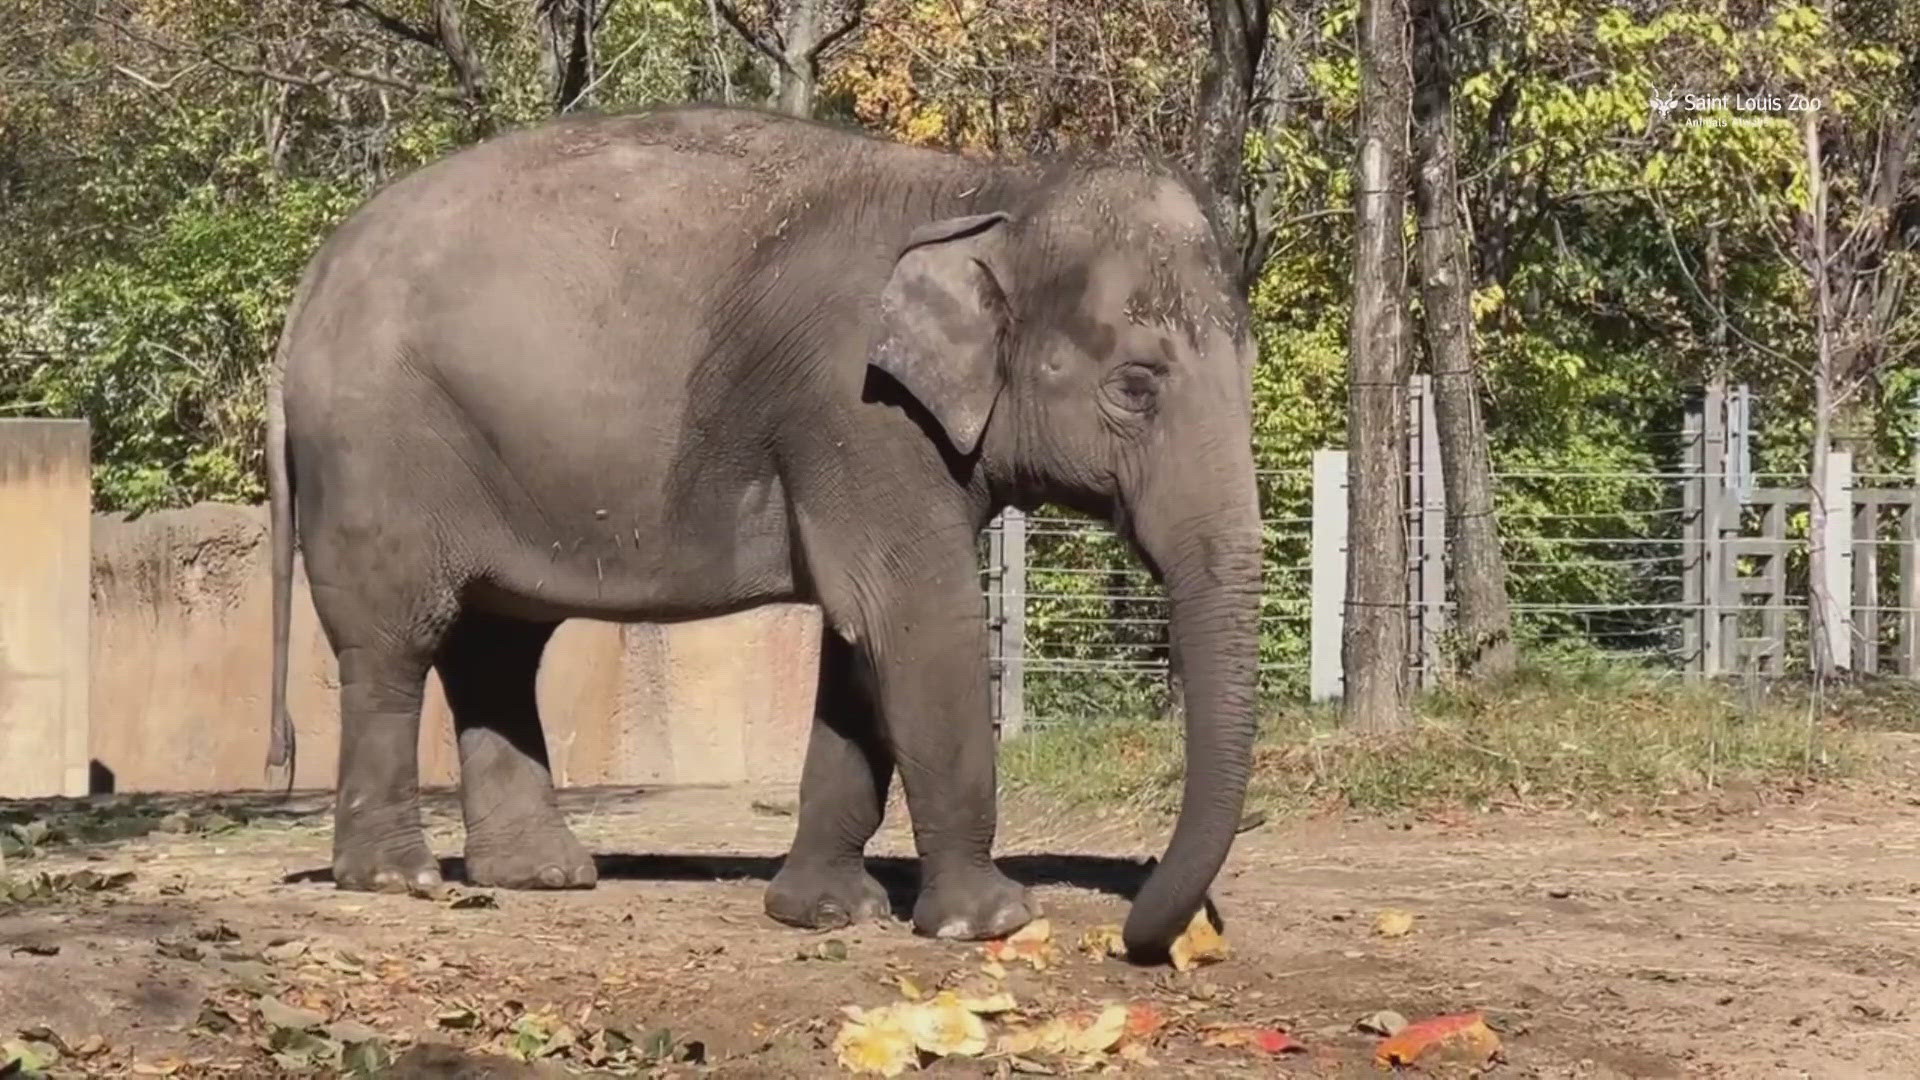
[[324, 0, 440, 51], [89, 9, 468, 105], [714, 1, 792, 73], [809, 1, 868, 62]]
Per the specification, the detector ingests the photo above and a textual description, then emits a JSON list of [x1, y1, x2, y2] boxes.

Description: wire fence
[[980, 460, 1920, 731]]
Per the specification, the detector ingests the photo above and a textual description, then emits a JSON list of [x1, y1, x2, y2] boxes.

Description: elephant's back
[[279, 108, 870, 407]]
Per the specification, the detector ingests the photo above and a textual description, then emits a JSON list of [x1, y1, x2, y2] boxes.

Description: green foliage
[[24, 175, 355, 511], [1001, 667, 1861, 815]]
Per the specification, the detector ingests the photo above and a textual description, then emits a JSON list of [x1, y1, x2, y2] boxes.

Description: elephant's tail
[[265, 342, 296, 795]]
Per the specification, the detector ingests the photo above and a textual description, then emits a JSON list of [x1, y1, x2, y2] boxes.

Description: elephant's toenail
[[934, 919, 972, 940], [539, 867, 567, 887], [571, 866, 597, 886]]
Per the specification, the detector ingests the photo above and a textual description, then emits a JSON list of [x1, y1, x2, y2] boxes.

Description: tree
[[717, 0, 869, 117], [538, 0, 613, 113], [1798, 57, 1917, 677], [1187, 0, 1274, 292], [1344, 0, 1413, 730], [1411, 0, 1515, 680]]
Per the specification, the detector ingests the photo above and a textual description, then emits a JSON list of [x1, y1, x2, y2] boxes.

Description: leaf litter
[[833, 917, 1192, 1075], [1375, 1012, 1503, 1069]]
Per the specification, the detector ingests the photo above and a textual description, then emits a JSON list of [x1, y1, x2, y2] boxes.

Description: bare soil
[[5, 750, 1920, 1079]]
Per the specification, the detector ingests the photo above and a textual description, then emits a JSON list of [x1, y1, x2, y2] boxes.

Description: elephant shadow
[[284, 853, 1154, 919]]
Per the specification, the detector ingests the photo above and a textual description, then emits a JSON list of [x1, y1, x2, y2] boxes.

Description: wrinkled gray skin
[[266, 104, 1261, 956]]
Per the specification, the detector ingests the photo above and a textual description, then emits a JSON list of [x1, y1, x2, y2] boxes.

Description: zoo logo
[[1648, 90, 1682, 120]]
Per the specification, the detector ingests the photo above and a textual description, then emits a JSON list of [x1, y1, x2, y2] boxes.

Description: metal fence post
[[986, 514, 1006, 732], [998, 507, 1027, 738], [1904, 444, 1920, 679], [1681, 396, 1705, 676], [1310, 450, 1349, 701], [1853, 489, 1881, 675], [1703, 380, 1729, 674], [1820, 450, 1854, 672], [1406, 374, 1446, 687]]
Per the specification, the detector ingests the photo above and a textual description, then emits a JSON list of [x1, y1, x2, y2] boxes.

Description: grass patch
[[1000, 666, 1864, 817]]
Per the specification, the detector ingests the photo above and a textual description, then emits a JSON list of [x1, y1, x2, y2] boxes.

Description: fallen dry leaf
[[1375, 1012, 1502, 1069], [1169, 908, 1228, 972], [900, 993, 989, 1057], [798, 939, 848, 962], [955, 989, 1019, 1015], [1000, 1003, 1130, 1058], [1123, 1002, 1167, 1042], [1375, 910, 1416, 938], [1203, 1025, 1306, 1055], [1077, 925, 1127, 958], [833, 1006, 919, 1077], [1357, 1009, 1409, 1036], [983, 918, 1056, 970]]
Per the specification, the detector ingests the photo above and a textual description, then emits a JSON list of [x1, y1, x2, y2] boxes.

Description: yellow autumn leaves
[[832, 990, 1162, 1075], [1077, 909, 1231, 971], [832, 912, 1228, 1075], [832, 990, 1006, 1076]]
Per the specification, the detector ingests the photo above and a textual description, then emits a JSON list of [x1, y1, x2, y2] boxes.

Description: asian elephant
[[266, 103, 1262, 957]]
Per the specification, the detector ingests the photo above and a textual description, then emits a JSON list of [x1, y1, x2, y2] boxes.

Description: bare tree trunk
[[1186, 0, 1273, 292], [538, 0, 603, 113], [1804, 108, 1843, 679], [1411, 0, 1513, 681], [706, 0, 737, 103], [431, 0, 492, 134], [1827, 99, 1919, 470], [1344, 0, 1413, 730], [716, 0, 867, 119], [1161, 0, 1272, 722]]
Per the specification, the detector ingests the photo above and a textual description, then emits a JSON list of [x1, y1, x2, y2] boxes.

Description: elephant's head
[[871, 165, 1263, 957]]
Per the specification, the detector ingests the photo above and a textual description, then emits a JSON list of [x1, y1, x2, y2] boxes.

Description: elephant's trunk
[[1119, 451, 1264, 958]]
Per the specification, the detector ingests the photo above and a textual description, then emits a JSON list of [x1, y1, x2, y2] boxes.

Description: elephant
[[265, 102, 1262, 957]]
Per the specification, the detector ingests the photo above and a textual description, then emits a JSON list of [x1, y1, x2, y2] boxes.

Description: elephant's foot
[[332, 830, 442, 894], [765, 861, 892, 929], [462, 821, 597, 890], [913, 865, 1037, 941]]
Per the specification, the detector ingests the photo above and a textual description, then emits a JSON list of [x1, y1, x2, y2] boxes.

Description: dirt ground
[[5, 752, 1920, 1079]]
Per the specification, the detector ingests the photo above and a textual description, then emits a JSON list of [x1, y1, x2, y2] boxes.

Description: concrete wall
[[0, 421, 92, 798], [83, 502, 821, 795]]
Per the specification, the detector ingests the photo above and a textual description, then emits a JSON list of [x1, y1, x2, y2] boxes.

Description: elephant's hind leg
[[766, 632, 894, 928], [329, 640, 443, 893], [314, 589, 447, 894], [437, 610, 596, 889]]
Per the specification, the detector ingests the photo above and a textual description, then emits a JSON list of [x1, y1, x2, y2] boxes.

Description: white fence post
[[0, 419, 92, 799], [1407, 375, 1447, 687], [1310, 450, 1349, 701], [1822, 450, 1854, 672], [998, 507, 1027, 738]]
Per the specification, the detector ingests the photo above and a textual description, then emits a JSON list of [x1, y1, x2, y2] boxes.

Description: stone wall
[[82, 502, 820, 795]]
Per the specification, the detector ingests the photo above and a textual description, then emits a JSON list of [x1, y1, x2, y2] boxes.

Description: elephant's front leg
[[766, 633, 895, 929], [868, 588, 1037, 941]]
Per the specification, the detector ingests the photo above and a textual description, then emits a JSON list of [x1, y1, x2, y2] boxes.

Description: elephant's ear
[[871, 211, 1012, 456]]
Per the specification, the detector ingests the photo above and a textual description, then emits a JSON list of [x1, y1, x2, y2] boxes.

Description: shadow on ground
[[282, 852, 1154, 916]]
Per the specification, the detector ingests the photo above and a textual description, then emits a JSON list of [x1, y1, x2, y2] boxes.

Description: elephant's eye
[[1103, 362, 1163, 414]]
